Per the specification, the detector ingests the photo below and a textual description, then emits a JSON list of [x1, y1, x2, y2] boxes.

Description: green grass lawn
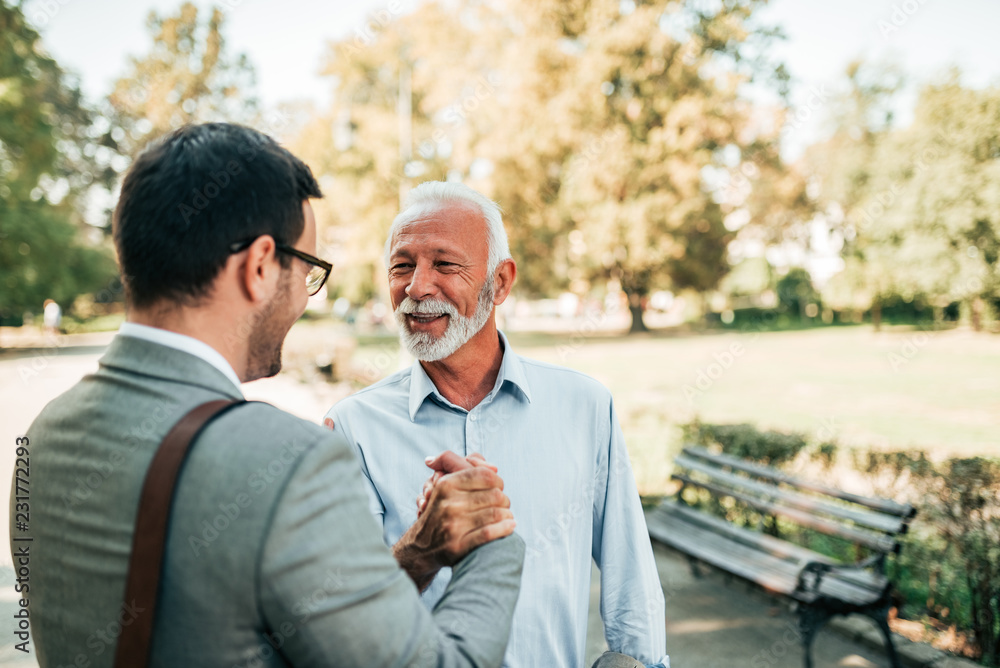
[[347, 324, 1000, 493]]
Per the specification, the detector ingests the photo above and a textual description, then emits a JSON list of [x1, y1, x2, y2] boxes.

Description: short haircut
[[113, 122, 323, 309], [384, 181, 511, 274]]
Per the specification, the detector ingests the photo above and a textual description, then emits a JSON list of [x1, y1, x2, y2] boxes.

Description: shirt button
[[470, 414, 478, 421]]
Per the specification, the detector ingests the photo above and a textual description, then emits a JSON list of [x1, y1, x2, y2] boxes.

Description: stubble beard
[[245, 270, 294, 382]]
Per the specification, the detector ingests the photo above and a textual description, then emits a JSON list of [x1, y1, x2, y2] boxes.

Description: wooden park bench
[[647, 446, 917, 668]]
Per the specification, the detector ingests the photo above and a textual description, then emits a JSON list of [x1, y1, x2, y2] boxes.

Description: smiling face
[[387, 201, 496, 361]]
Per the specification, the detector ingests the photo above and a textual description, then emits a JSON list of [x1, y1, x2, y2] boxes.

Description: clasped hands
[[324, 418, 514, 590]]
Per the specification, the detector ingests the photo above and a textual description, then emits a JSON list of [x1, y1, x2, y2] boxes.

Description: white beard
[[395, 281, 495, 362]]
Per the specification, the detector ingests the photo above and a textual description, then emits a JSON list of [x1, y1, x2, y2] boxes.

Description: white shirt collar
[[118, 322, 243, 392]]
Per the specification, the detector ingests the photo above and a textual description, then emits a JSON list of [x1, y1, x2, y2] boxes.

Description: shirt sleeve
[[592, 397, 668, 667], [324, 403, 386, 523], [258, 429, 525, 667]]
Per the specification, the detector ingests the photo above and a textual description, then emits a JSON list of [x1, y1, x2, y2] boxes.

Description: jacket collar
[[98, 334, 245, 400]]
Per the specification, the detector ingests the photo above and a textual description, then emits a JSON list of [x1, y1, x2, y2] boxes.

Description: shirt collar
[[118, 322, 244, 393], [407, 330, 532, 421]]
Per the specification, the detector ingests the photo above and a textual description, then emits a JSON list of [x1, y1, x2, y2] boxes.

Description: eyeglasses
[[229, 238, 333, 296]]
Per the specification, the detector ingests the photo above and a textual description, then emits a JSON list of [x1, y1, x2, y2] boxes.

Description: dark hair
[[113, 122, 323, 309]]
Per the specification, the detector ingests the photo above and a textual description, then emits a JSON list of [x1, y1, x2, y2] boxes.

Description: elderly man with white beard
[[323, 181, 668, 668]]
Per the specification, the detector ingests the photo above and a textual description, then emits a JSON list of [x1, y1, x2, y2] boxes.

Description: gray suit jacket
[[11, 334, 524, 667]]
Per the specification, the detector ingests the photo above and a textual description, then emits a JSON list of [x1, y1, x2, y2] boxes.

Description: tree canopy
[[0, 0, 115, 324]]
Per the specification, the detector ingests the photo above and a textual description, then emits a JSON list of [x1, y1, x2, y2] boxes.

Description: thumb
[[323, 417, 335, 430], [425, 450, 474, 474], [466, 452, 499, 473]]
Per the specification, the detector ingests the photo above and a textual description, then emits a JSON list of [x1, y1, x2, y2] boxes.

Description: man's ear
[[492, 258, 517, 305], [239, 235, 280, 303]]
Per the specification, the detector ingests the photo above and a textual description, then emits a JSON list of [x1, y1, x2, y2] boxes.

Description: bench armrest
[[794, 554, 884, 595]]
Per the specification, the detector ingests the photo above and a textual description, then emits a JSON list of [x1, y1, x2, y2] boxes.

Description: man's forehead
[[404, 200, 481, 227], [391, 201, 487, 250]]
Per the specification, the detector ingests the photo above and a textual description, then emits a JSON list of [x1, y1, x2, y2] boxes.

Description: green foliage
[[106, 2, 257, 158], [808, 64, 1000, 331], [720, 257, 774, 297], [852, 450, 1000, 665], [296, 0, 798, 328], [682, 424, 1000, 666], [0, 0, 117, 323], [682, 420, 807, 466], [776, 267, 820, 316], [930, 458, 1000, 665], [0, 200, 115, 317]]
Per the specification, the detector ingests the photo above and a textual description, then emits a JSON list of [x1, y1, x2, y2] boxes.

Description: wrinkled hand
[[417, 451, 497, 517], [395, 452, 514, 591]]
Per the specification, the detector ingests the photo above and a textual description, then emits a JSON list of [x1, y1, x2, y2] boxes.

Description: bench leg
[[685, 556, 703, 579], [869, 607, 901, 668], [797, 605, 831, 668]]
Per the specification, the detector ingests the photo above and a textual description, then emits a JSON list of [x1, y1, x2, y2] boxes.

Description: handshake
[[324, 418, 514, 591]]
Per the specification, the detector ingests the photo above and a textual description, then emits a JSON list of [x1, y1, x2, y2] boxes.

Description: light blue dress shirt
[[325, 332, 668, 668]]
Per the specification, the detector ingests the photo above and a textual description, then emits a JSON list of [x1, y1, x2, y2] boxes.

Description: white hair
[[384, 181, 511, 274]]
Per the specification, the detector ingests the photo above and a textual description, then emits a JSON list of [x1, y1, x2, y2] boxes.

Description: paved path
[[0, 340, 903, 667]]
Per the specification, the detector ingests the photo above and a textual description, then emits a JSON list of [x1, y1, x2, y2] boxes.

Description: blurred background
[[1, 0, 999, 664]]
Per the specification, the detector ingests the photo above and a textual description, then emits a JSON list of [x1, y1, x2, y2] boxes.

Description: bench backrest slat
[[673, 472, 901, 554], [683, 446, 916, 519], [673, 454, 908, 535]]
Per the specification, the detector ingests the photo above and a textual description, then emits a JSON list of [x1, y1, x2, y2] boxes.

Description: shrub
[[682, 420, 807, 466], [679, 422, 1000, 665]]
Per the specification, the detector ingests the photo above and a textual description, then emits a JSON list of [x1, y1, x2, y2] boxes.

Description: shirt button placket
[[467, 411, 479, 457]]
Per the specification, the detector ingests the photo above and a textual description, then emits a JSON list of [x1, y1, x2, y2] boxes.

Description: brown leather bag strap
[[113, 398, 246, 667]]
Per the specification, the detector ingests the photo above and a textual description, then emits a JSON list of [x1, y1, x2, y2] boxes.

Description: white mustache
[[395, 297, 458, 317]]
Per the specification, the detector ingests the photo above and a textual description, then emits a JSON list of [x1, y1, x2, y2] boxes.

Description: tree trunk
[[971, 297, 984, 332], [627, 294, 648, 334], [871, 298, 882, 332]]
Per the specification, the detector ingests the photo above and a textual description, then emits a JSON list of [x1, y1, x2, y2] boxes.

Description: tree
[[294, 1, 501, 303], [878, 75, 1000, 330], [551, 0, 790, 332], [449, 0, 795, 331], [296, 0, 794, 331], [105, 2, 258, 159], [803, 60, 903, 329], [0, 0, 116, 329], [808, 66, 1000, 330]]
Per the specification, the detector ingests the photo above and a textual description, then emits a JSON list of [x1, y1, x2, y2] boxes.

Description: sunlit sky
[[25, 0, 1000, 159]]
